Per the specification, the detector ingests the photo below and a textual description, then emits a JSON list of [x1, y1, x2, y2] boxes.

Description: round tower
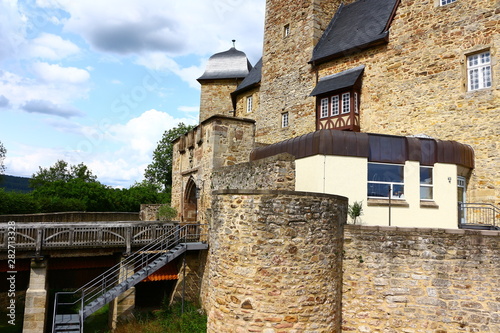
[[197, 43, 253, 122]]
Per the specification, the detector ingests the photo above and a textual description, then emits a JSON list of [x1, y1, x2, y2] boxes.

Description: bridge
[[0, 221, 208, 333]]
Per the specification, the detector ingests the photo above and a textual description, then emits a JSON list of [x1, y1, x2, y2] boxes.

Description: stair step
[[54, 314, 79, 324]]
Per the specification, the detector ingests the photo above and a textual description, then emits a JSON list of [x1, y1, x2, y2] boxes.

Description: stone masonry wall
[[342, 225, 500, 333], [203, 190, 347, 333], [211, 153, 296, 193], [171, 116, 256, 224], [315, 0, 499, 204], [199, 79, 243, 123]]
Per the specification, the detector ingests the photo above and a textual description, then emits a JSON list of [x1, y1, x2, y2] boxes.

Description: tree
[[144, 123, 195, 191], [0, 140, 6, 174], [30, 160, 97, 188]]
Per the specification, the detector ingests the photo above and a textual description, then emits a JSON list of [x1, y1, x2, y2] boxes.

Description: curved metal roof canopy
[[250, 130, 474, 169]]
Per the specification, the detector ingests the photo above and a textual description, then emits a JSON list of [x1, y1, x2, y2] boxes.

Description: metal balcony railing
[[459, 203, 500, 230]]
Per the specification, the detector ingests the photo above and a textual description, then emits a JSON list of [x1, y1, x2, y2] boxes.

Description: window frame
[[420, 166, 433, 201], [246, 95, 253, 113], [367, 162, 405, 200], [320, 98, 329, 118], [467, 51, 492, 91], [281, 112, 289, 128], [440, 0, 457, 5]]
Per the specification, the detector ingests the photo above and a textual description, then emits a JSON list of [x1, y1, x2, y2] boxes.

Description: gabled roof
[[310, 0, 400, 65], [310, 65, 365, 96], [232, 58, 262, 94], [198, 47, 253, 81]]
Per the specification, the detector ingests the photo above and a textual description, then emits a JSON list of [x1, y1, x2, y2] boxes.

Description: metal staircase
[[52, 223, 207, 333]]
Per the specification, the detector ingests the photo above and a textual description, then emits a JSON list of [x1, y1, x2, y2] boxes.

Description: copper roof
[[250, 130, 474, 169]]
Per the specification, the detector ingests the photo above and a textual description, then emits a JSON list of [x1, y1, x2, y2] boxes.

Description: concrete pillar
[[23, 258, 48, 333], [108, 256, 135, 330]]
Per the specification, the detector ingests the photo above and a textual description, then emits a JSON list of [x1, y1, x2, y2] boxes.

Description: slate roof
[[310, 0, 400, 64], [198, 47, 253, 81], [310, 65, 365, 96], [232, 58, 262, 94]]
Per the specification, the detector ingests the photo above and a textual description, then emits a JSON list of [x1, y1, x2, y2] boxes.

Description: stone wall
[[211, 153, 296, 192], [199, 79, 243, 122], [203, 190, 347, 333], [171, 116, 256, 224], [342, 225, 500, 332]]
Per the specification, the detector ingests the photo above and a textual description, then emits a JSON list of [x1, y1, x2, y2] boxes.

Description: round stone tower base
[[204, 190, 347, 333]]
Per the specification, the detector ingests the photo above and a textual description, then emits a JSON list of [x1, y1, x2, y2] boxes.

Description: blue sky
[[0, 0, 265, 187]]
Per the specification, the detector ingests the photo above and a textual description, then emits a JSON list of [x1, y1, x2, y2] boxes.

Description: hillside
[[0, 175, 33, 193]]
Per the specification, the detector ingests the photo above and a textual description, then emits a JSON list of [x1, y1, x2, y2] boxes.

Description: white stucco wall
[[296, 155, 460, 229]]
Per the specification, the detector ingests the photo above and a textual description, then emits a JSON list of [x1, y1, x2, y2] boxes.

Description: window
[[246, 95, 253, 113], [341, 93, 350, 114], [331, 96, 339, 116], [367, 163, 405, 199], [440, 0, 456, 5], [320, 98, 329, 118], [354, 92, 359, 114], [284, 24, 290, 37], [420, 166, 433, 200], [467, 51, 492, 91], [281, 112, 289, 127]]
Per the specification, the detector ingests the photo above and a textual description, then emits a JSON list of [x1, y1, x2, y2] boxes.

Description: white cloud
[[28, 33, 80, 60], [178, 106, 199, 113], [108, 108, 197, 159], [32, 62, 90, 84]]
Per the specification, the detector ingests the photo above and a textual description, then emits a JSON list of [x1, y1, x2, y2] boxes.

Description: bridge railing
[[52, 223, 207, 328], [0, 221, 189, 253]]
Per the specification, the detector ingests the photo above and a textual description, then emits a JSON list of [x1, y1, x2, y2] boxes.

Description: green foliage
[[348, 200, 363, 224], [144, 123, 195, 193], [30, 160, 97, 188], [157, 205, 177, 221], [0, 189, 38, 214], [157, 302, 207, 333]]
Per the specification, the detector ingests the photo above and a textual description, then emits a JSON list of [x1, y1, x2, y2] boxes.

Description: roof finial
[[232, 39, 236, 48]]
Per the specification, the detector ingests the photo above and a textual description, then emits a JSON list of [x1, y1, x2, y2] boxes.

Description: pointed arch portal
[[183, 177, 198, 222]]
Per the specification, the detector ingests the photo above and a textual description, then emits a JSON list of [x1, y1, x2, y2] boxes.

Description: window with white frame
[[440, 0, 456, 5], [320, 98, 329, 118], [367, 162, 405, 199], [281, 112, 289, 127], [246, 95, 253, 113], [331, 95, 339, 116], [467, 51, 492, 91], [420, 166, 433, 200], [342, 93, 350, 114]]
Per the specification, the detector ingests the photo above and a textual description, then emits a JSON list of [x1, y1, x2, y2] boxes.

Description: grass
[[112, 302, 207, 333]]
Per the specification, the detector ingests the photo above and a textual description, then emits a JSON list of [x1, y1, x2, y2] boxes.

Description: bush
[[157, 205, 177, 221]]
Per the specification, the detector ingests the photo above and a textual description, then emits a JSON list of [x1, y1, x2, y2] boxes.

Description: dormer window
[[310, 65, 365, 132]]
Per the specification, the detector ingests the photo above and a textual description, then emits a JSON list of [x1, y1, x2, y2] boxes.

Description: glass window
[[284, 24, 290, 37], [354, 92, 359, 114], [281, 112, 289, 127], [342, 92, 350, 114], [440, 0, 456, 5], [420, 166, 433, 200], [320, 98, 329, 118], [367, 163, 404, 199], [331, 96, 339, 116], [246, 95, 253, 113], [467, 51, 492, 91]]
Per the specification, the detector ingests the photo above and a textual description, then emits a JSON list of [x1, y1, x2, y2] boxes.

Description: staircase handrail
[[53, 223, 206, 330]]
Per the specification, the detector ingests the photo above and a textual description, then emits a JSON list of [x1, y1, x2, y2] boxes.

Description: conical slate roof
[[197, 47, 253, 81]]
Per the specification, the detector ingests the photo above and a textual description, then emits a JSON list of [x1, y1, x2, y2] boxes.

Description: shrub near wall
[[342, 225, 500, 333]]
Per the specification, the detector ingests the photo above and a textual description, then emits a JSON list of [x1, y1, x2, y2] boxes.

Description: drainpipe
[[388, 185, 392, 227]]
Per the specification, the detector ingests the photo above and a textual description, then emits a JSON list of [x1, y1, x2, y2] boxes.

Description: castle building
[[172, 0, 498, 229], [169, 0, 499, 331]]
